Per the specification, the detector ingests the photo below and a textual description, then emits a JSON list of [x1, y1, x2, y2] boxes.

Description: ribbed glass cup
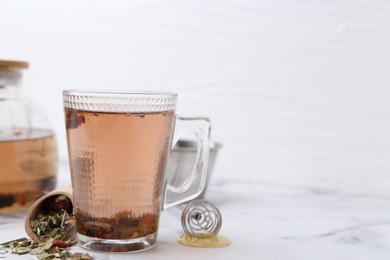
[[63, 90, 210, 253]]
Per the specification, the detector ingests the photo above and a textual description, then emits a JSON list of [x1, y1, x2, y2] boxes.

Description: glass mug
[[63, 90, 210, 252]]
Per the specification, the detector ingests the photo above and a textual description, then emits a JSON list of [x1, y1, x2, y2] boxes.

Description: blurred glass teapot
[[0, 60, 58, 213]]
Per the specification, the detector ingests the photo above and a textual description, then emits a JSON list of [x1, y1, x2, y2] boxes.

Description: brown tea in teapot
[[0, 129, 57, 213]]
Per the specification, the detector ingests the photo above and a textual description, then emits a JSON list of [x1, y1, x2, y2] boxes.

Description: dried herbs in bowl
[[1, 193, 93, 260]]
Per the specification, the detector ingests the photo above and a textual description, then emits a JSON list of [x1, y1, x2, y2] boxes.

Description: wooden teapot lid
[[0, 60, 29, 69]]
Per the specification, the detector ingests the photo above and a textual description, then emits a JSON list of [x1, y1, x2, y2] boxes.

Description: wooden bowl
[[24, 187, 75, 242]]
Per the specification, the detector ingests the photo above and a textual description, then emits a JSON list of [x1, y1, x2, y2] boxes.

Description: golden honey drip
[[178, 234, 231, 248]]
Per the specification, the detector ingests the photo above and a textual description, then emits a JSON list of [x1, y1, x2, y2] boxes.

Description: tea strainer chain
[[181, 200, 222, 238]]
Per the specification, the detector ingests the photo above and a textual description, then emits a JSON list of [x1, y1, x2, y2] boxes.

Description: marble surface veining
[[1, 166, 390, 259]]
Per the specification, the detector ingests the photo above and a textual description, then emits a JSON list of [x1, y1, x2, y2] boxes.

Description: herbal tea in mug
[[64, 90, 210, 252]]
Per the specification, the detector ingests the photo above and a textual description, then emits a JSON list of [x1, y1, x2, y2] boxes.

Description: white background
[[1, 0, 390, 196]]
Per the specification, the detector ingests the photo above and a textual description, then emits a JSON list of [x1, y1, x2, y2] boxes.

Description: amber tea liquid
[[65, 108, 174, 241], [0, 129, 58, 213]]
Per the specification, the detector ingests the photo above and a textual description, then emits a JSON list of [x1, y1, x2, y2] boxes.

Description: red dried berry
[[52, 240, 72, 248], [42, 195, 72, 213]]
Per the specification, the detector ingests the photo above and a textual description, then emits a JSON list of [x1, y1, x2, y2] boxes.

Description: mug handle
[[163, 116, 211, 209]]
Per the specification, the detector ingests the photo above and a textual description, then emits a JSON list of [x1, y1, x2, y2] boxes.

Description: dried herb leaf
[[68, 252, 94, 260], [0, 237, 28, 246], [30, 237, 53, 255]]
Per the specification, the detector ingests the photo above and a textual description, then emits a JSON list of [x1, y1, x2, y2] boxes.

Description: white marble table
[[1, 162, 390, 259]]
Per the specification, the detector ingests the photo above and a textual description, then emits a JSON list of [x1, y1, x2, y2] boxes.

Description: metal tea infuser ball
[[181, 200, 222, 238]]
